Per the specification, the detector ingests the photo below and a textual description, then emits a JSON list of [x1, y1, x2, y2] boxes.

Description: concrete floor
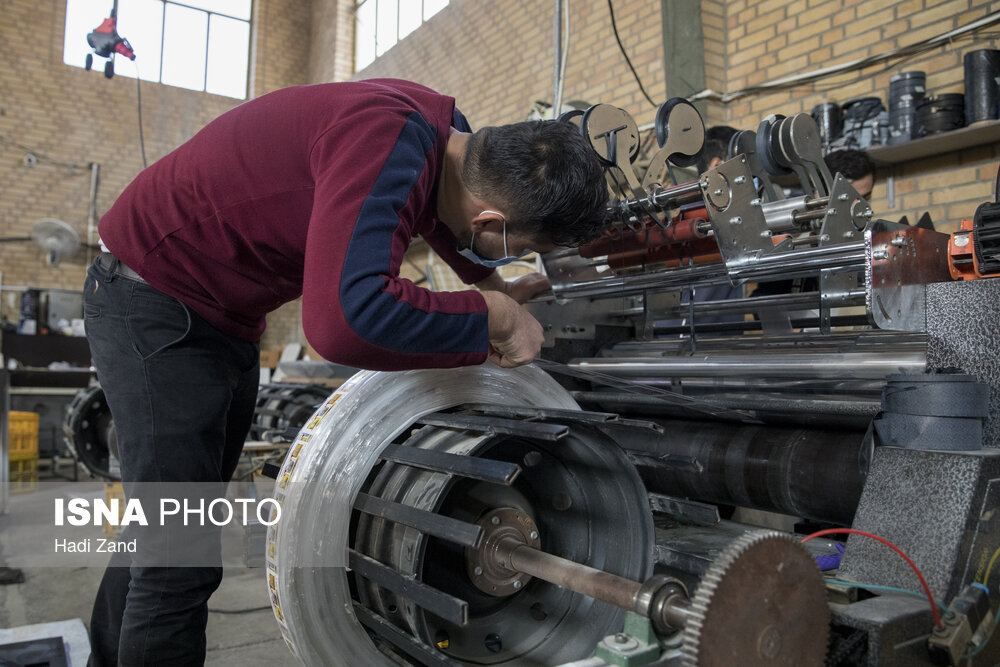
[[0, 471, 299, 666]]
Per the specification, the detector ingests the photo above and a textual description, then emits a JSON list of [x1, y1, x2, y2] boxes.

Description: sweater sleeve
[[301, 106, 489, 370]]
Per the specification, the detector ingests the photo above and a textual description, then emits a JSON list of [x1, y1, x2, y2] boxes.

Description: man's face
[[471, 228, 557, 261], [851, 173, 874, 201]]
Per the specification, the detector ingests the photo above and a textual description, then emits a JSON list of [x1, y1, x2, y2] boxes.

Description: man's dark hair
[[824, 149, 875, 181], [462, 121, 609, 247], [695, 125, 738, 174]]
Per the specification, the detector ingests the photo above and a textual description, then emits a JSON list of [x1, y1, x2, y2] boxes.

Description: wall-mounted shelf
[[868, 120, 1000, 165], [866, 120, 1000, 209]]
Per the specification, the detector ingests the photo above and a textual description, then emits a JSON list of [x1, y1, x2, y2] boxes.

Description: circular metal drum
[[249, 382, 331, 441], [265, 365, 655, 666], [63, 384, 119, 480]]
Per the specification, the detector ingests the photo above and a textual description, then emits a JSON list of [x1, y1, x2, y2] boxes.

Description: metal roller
[[265, 365, 656, 666], [249, 382, 330, 441]]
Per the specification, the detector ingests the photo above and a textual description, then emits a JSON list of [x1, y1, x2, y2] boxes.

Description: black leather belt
[[97, 252, 147, 284]]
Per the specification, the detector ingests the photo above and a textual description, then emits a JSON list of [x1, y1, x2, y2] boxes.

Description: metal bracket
[[702, 155, 775, 272], [865, 220, 952, 332], [818, 175, 872, 333]]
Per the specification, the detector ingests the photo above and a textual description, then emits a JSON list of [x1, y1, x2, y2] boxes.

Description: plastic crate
[[104, 482, 125, 537], [10, 456, 38, 494], [8, 411, 40, 461]]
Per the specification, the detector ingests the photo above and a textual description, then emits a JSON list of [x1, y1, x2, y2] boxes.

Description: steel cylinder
[[620, 418, 869, 525]]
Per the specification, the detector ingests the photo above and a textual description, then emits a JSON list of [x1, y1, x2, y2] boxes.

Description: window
[[63, 0, 252, 99], [355, 0, 448, 71]]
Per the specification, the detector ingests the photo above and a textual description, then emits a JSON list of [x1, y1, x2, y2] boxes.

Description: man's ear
[[471, 209, 505, 233]]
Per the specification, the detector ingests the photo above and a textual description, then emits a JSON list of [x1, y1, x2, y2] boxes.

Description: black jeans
[[84, 256, 259, 666]]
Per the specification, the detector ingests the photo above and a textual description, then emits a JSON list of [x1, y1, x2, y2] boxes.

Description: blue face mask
[[458, 214, 530, 267]]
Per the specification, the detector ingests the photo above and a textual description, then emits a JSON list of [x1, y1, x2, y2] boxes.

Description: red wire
[[801, 528, 943, 629]]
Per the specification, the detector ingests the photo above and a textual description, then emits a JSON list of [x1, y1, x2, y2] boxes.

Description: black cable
[[606, 0, 658, 108], [0, 137, 89, 171], [136, 71, 148, 169], [208, 605, 271, 614]]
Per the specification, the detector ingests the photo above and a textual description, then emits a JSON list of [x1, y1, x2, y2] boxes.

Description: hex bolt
[[513, 580, 523, 590], [872, 245, 889, 260], [729, 216, 742, 225], [864, 208, 873, 217], [843, 231, 854, 238], [760, 230, 772, 238], [819, 234, 830, 242], [615, 633, 629, 644], [838, 193, 849, 201], [827, 208, 837, 216], [890, 236, 906, 246], [750, 197, 762, 207], [474, 566, 483, 576], [714, 188, 724, 196], [529, 531, 539, 540], [491, 516, 501, 525], [734, 175, 746, 184]]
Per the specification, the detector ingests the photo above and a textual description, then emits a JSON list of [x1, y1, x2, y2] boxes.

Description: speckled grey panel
[[926, 278, 1000, 448], [828, 595, 935, 667], [839, 447, 1000, 602]]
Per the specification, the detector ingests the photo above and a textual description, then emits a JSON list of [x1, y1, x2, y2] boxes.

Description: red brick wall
[[0, 0, 310, 345], [713, 0, 1000, 232]]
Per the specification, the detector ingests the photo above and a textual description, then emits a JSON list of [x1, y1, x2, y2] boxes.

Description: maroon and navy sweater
[[99, 79, 496, 371]]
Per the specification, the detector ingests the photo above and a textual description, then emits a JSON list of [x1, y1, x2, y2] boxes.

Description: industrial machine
[[263, 101, 1000, 666]]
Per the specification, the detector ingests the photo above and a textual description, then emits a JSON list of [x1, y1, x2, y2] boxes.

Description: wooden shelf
[[867, 120, 1000, 165]]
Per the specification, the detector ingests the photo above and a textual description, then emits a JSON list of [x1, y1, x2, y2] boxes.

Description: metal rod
[[570, 349, 925, 379], [348, 549, 468, 626], [415, 413, 568, 441], [573, 390, 881, 417], [380, 443, 521, 485], [354, 492, 484, 548], [495, 536, 642, 613], [551, 240, 867, 299], [352, 603, 462, 667]]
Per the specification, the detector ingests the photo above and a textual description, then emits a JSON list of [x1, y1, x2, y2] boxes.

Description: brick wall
[[9, 1, 996, 349], [0, 0, 310, 345], [710, 0, 1000, 232]]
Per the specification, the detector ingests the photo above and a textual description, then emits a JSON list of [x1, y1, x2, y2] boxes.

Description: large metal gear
[[681, 530, 830, 667]]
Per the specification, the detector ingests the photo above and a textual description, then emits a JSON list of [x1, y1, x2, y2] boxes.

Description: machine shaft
[[496, 536, 643, 613]]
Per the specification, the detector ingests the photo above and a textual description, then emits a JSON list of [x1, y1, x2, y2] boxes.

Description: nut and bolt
[[491, 516, 501, 525], [760, 230, 772, 238], [843, 231, 854, 238], [513, 580, 523, 590], [714, 188, 724, 196], [890, 236, 906, 246], [529, 531, 539, 540], [473, 566, 483, 576], [615, 633, 629, 644], [819, 234, 830, 242], [750, 197, 762, 207], [838, 193, 849, 201], [734, 175, 746, 184], [729, 216, 742, 225], [872, 245, 889, 260]]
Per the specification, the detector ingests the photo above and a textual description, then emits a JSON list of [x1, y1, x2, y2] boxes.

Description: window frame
[[354, 0, 449, 72], [63, 0, 252, 100]]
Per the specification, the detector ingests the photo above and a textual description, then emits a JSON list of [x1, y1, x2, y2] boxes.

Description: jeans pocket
[[126, 292, 192, 361]]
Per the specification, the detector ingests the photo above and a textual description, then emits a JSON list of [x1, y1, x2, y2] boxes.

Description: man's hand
[[475, 272, 551, 304], [480, 291, 544, 368], [504, 273, 550, 304]]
